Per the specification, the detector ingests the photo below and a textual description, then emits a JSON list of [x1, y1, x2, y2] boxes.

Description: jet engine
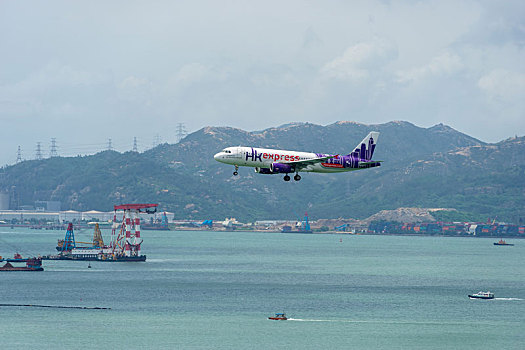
[[254, 167, 275, 174], [270, 163, 295, 174]]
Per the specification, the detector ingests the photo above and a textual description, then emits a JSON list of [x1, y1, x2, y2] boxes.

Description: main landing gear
[[233, 165, 239, 176], [283, 173, 302, 181]]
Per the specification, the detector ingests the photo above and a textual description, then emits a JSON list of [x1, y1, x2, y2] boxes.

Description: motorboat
[[268, 313, 287, 320], [468, 291, 494, 299]]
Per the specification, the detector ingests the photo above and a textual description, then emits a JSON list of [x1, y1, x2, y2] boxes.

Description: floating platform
[[51, 220, 148, 262], [42, 254, 146, 262]]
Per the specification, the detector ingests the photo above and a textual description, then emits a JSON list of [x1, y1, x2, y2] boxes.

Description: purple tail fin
[[349, 132, 379, 160]]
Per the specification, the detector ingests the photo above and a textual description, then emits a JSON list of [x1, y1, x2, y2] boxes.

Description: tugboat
[[493, 239, 514, 246], [468, 291, 495, 299], [268, 313, 288, 320]]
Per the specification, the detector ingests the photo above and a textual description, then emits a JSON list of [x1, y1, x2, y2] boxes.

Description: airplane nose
[[213, 153, 220, 161]]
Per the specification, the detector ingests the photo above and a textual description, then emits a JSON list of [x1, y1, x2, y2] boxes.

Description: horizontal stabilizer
[[359, 160, 383, 165]]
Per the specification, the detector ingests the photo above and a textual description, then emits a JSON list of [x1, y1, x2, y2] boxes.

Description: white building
[[0, 209, 174, 224]]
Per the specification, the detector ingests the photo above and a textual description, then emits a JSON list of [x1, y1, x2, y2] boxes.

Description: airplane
[[213, 131, 381, 181]]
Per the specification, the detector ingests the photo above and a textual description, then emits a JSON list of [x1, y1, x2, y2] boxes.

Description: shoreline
[[2, 224, 523, 239], [171, 227, 524, 239]]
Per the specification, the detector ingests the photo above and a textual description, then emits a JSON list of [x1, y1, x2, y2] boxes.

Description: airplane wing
[[280, 154, 339, 170]]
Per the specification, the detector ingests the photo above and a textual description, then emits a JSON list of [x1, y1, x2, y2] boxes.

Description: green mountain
[[1, 121, 523, 222]]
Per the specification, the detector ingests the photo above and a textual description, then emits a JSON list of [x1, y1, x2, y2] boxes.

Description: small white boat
[[468, 291, 494, 299]]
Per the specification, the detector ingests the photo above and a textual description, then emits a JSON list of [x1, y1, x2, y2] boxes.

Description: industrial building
[[0, 209, 173, 224]]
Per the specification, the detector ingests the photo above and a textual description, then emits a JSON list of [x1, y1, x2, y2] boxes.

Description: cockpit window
[[222, 149, 232, 153]]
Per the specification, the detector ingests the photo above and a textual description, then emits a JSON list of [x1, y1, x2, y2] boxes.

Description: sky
[[1, 0, 524, 165]]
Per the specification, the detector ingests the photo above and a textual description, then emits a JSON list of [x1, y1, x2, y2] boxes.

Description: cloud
[[478, 69, 525, 102], [176, 63, 215, 84], [396, 52, 464, 84], [320, 40, 398, 81], [302, 26, 323, 49], [119, 76, 149, 89], [1, 63, 107, 96], [0, 63, 109, 118], [117, 76, 153, 103], [176, 63, 229, 85]]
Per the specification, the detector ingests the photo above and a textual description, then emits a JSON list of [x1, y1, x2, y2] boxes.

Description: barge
[[0, 254, 44, 271]]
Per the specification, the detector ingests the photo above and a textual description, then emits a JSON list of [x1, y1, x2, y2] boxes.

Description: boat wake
[[287, 318, 363, 323], [494, 297, 523, 301], [286, 319, 500, 326], [288, 318, 339, 322], [146, 258, 179, 263], [0, 303, 110, 310]]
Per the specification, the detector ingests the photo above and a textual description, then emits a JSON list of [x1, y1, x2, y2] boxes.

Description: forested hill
[[1, 121, 523, 222]]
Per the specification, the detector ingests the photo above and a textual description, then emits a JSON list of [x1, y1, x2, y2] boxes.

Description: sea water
[[0, 228, 524, 349]]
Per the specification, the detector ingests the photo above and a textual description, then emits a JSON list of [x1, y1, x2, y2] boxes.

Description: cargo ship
[[0, 254, 44, 271]]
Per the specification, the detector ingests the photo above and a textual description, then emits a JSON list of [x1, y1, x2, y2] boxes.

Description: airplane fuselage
[[215, 146, 379, 173], [213, 131, 381, 181]]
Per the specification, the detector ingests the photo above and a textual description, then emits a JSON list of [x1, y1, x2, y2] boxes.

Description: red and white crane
[[111, 204, 158, 258]]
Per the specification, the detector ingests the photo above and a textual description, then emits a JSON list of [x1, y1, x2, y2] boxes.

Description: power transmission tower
[[107, 138, 113, 151], [35, 142, 43, 160], [176, 123, 187, 143], [133, 137, 138, 152], [152, 134, 161, 148], [16, 146, 22, 163], [49, 138, 58, 157]]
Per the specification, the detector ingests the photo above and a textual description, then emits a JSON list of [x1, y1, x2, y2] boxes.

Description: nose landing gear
[[233, 165, 239, 176]]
